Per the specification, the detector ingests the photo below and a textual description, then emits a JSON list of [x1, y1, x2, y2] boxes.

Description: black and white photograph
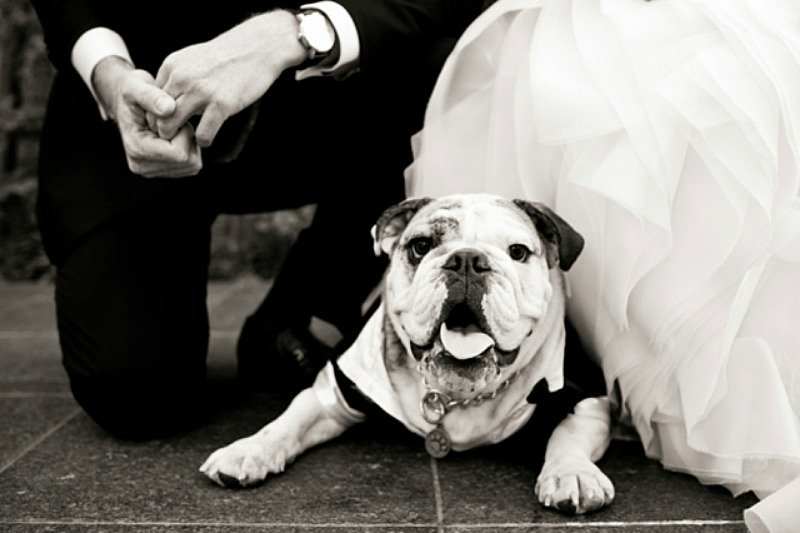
[[1, 0, 799, 530]]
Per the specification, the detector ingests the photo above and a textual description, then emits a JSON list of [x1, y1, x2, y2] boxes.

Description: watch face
[[301, 12, 336, 55]]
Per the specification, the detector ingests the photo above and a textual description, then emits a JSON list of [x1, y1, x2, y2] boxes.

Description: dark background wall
[[0, 0, 309, 281]]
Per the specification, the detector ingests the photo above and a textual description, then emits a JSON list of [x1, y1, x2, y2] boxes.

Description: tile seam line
[[0, 407, 81, 476], [430, 456, 445, 533], [0, 330, 239, 337], [0, 520, 437, 528], [444, 519, 747, 528], [0, 519, 747, 528]]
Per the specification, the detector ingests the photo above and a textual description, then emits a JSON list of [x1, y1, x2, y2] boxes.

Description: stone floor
[[0, 276, 757, 532]]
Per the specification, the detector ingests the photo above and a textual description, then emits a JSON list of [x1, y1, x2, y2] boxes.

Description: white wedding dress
[[407, 0, 800, 529]]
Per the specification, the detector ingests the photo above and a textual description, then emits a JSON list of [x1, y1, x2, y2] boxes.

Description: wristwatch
[[294, 10, 337, 66]]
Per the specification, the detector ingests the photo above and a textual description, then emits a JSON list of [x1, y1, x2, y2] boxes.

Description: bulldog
[[201, 194, 614, 514]]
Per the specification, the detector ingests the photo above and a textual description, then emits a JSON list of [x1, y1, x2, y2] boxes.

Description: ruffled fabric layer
[[407, 0, 800, 517]]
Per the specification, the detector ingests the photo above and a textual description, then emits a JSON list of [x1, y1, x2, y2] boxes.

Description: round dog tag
[[425, 426, 451, 458], [420, 391, 447, 425]]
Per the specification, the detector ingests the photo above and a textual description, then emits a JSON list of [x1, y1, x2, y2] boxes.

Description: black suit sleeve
[[335, 0, 485, 73], [29, 0, 111, 71]]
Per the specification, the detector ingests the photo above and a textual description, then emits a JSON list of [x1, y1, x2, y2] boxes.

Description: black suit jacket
[[31, 0, 483, 75], [30, 0, 485, 264]]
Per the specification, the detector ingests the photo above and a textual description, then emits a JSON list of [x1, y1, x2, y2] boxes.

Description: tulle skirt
[[407, 0, 800, 520]]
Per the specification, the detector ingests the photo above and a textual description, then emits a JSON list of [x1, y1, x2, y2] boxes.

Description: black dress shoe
[[237, 315, 333, 392], [275, 327, 333, 378]]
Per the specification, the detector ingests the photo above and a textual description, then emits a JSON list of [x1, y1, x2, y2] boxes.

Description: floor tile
[[207, 335, 238, 382], [0, 397, 77, 468], [0, 391, 437, 527], [208, 276, 271, 331], [0, 382, 71, 394], [207, 281, 233, 301], [0, 291, 57, 331], [436, 438, 756, 526], [0, 337, 66, 386], [0, 282, 53, 300]]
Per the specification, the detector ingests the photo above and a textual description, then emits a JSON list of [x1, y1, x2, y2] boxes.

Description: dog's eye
[[508, 244, 531, 262], [409, 237, 434, 259]]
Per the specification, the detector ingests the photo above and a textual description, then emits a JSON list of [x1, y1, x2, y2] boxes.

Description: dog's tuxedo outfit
[[314, 302, 603, 453]]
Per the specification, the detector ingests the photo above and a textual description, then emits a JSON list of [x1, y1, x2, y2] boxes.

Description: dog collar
[[419, 372, 520, 458]]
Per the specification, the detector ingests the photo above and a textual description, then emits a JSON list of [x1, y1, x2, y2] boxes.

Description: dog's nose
[[443, 249, 491, 275]]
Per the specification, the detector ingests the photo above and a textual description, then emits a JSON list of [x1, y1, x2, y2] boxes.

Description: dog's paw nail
[[556, 499, 577, 514], [218, 473, 242, 488]]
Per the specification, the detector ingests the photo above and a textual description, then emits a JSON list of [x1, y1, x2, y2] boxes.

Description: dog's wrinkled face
[[373, 194, 583, 396]]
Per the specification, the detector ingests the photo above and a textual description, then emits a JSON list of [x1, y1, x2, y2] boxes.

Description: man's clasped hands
[[93, 9, 307, 178]]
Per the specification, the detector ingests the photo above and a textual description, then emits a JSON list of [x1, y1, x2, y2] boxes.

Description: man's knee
[[57, 283, 210, 440], [67, 369, 207, 440]]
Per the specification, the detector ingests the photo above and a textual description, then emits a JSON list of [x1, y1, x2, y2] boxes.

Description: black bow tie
[[526, 378, 551, 405]]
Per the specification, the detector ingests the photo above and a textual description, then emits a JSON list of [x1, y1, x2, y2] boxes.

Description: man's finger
[[140, 165, 203, 178], [170, 124, 198, 157], [125, 130, 191, 164], [145, 111, 159, 135], [154, 58, 173, 89], [195, 103, 228, 148], [132, 125, 202, 178], [157, 93, 204, 140], [167, 124, 203, 171], [129, 153, 201, 178], [126, 78, 176, 118]]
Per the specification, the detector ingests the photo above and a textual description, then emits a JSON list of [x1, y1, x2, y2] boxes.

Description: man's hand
[[93, 56, 203, 178], [154, 9, 307, 148]]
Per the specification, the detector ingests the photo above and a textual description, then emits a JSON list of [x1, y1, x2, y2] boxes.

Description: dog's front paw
[[535, 455, 614, 515], [199, 434, 287, 488]]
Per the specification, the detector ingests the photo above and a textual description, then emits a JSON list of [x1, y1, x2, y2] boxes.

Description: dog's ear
[[513, 200, 584, 271], [371, 198, 434, 256]]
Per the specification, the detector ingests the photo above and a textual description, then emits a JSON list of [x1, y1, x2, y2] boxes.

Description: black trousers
[[47, 72, 424, 439]]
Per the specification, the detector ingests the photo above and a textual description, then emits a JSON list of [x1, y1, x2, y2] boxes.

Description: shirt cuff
[[295, 1, 360, 81], [71, 27, 133, 120]]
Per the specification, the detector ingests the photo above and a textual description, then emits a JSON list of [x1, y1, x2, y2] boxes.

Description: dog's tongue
[[440, 323, 495, 360]]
